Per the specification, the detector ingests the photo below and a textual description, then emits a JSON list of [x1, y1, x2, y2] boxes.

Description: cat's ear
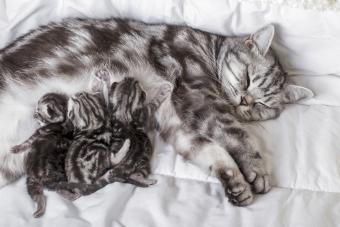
[[283, 84, 314, 104], [245, 24, 275, 56]]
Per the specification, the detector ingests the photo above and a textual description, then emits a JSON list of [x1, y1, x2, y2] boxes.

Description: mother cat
[[0, 18, 312, 206]]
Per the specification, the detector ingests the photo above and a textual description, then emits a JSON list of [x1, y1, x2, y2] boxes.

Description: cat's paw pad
[[245, 170, 271, 194], [218, 168, 253, 206]]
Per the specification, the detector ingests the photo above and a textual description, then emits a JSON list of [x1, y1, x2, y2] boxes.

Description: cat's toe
[[10, 145, 22, 153], [247, 171, 271, 194], [218, 168, 254, 206]]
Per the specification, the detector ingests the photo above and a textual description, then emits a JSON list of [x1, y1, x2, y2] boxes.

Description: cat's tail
[[26, 177, 46, 218]]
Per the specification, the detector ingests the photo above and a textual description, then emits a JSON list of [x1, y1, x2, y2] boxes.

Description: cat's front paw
[[217, 168, 253, 206], [235, 106, 252, 122]]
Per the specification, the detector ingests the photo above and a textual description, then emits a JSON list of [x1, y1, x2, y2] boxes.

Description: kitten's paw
[[235, 106, 252, 121], [244, 168, 271, 194], [57, 190, 81, 201], [217, 168, 253, 206], [159, 83, 172, 98], [10, 145, 24, 154], [90, 68, 111, 93], [95, 68, 110, 83], [129, 173, 157, 187]]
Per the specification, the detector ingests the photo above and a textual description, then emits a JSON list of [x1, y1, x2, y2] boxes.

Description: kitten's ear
[[110, 82, 119, 93], [283, 84, 314, 104], [46, 105, 54, 119], [245, 24, 275, 56]]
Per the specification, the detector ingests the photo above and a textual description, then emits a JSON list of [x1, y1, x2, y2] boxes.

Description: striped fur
[[0, 18, 313, 206], [104, 77, 170, 186], [10, 93, 73, 218], [58, 91, 132, 195]]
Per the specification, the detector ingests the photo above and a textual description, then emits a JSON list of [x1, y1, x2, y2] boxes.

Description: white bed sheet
[[0, 0, 340, 226]]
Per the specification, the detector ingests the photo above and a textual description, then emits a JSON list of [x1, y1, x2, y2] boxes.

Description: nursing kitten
[[10, 93, 73, 218], [51, 91, 131, 196], [102, 75, 172, 186]]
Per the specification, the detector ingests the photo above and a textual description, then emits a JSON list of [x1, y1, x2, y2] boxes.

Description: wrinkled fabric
[[0, 0, 339, 226]]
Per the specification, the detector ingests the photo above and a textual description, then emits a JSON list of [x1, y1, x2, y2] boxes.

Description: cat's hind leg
[[26, 177, 47, 218], [221, 128, 271, 194], [173, 130, 254, 206]]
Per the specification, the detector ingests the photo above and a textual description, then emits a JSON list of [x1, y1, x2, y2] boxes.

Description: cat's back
[[65, 133, 110, 183], [25, 130, 68, 178]]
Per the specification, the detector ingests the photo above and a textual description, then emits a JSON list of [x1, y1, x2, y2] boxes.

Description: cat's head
[[109, 77, 146, 124], [217, 25, 313, 121], [34, 93, 68, 126], [67, 92, 106, 133]]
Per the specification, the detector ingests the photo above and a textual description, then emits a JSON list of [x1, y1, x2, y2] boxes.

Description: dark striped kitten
[[99, 74, 172, 186], [50, 91, 131, 196], [10, 93, 74, 218]]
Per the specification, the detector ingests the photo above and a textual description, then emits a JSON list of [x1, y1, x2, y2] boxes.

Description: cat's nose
[[240, 95, 254, 106]]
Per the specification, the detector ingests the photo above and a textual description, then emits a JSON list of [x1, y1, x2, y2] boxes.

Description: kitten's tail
[[26, 177, 47, 218]]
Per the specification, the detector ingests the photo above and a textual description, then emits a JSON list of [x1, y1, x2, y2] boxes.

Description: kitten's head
[[217, 25, 313, 121], [109, 77, 146, 124], [35, 93, 68, 126], [67, 92, 106, 133]]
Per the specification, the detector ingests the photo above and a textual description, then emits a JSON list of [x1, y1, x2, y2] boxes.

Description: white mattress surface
[[0, 0, 340, 226]]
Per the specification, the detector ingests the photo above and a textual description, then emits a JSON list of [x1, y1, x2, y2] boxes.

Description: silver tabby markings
[[10, 93, 72, 218], [104, 76, 171, 186], [0, 18, 313, 206]]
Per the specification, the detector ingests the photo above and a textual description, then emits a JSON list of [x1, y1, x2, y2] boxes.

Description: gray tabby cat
[[0, 18, 313, 206], [10, 93, 75, 218]]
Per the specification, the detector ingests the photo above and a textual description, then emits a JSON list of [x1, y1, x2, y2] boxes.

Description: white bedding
[[1, 0, 340, 226]]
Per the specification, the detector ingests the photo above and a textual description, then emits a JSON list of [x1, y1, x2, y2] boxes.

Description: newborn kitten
[[97, 71, 172, 186], [10, 93, 74, 218], [49, 91, 132, 196]]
